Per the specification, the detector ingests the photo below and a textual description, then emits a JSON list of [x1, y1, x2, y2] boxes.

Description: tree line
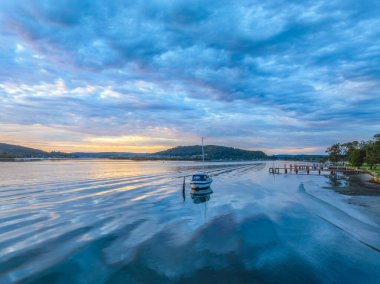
[[326, 134, 380, 168], [0, 151, 72, 159]]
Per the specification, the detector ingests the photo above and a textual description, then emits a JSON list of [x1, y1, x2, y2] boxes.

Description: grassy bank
[[360, 164, 380, 178], [345, 162, 379, 178]]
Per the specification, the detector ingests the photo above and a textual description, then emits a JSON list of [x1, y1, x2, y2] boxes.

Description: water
[[0, 160, 379, 283]]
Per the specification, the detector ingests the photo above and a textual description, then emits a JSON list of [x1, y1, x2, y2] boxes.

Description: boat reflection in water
[[190, 187, 213, 204]]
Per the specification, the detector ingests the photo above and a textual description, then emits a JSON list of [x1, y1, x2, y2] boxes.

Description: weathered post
[[182, 177, 186, 202]]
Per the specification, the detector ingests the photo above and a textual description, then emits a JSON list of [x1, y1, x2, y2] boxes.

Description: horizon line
[[0, 141, 328, 156]]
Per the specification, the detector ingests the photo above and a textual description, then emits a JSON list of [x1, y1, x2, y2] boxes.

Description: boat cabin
[[192, 174, 209, 181]]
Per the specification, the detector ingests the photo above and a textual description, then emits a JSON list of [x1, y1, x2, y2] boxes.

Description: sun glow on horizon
[[0, 123, 178, 153], [1, 123, 330, 154]]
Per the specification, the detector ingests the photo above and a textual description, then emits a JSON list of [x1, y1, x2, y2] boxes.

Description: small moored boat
[[190, 173, 212, 189], [190, 137, 213, 189]]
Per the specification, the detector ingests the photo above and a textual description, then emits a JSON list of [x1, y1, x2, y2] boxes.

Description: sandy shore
[[332, 173, 380, 196], [331, 174, 380, 225]]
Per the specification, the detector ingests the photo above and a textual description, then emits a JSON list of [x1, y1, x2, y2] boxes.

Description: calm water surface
[[0, 160, 380, 283]]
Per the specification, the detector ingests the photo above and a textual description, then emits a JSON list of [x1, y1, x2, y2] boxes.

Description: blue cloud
[[0, 0, 379, 153]]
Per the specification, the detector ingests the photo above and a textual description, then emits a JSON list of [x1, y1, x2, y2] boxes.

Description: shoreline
[[334, 173, 380, 196], [328, 173, 380, 226], [0, 157, 272, 162]]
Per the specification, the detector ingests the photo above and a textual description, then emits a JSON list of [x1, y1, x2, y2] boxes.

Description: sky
[[0, 0, 379, 154]]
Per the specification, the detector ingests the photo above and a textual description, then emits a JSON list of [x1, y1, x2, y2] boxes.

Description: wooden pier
[[269, 164, 364, 175]]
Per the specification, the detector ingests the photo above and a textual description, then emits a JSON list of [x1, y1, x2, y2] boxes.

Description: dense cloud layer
[[0, 0, 379, 153]]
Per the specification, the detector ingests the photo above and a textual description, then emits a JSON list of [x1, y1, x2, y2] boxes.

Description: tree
[[365, 142, 376, 169], [341, 141, 359, 160], [327, 134, 380, 169], [364, 134, 380, 169], [373, 134, 380, 165], [374, 133, 380, 143], [326, 143, 342, 164], [349, 148, 365, 167]]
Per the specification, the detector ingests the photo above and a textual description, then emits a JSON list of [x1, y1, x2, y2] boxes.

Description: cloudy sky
[[0, 0, 379, 154]]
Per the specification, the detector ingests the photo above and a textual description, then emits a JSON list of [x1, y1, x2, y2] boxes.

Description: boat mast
[[202, 136, 205, 171]]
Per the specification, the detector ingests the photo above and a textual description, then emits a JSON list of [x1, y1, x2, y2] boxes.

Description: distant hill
[[0, 143, 49, 158], [0, 143, 268, 160], [0, 143, 72, 158], [152, 145, 267, 160]]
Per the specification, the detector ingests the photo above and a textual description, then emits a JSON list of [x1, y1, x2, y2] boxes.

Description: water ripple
[[0, 161, 379, 283]]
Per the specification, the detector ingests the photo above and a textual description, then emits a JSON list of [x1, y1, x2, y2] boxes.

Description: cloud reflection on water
[[0, 161, 379, 283]]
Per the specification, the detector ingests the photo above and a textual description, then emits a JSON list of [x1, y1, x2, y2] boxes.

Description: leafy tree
[[327, 134, 380, 169], [365, 142, 377, 169], [341, 141, 359, 160], [363, 134, 380, 169], [374, 133, 380, 143], [326, 143, 342, 164], [349, 148, 365, 167], [341, 140, 367, 167]]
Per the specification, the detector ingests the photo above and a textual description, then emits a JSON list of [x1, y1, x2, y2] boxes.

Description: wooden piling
[[182, 177, 186, 202]]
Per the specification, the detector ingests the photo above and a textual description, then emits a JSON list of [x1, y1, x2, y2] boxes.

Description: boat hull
[[190, 179, 212, 189]]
